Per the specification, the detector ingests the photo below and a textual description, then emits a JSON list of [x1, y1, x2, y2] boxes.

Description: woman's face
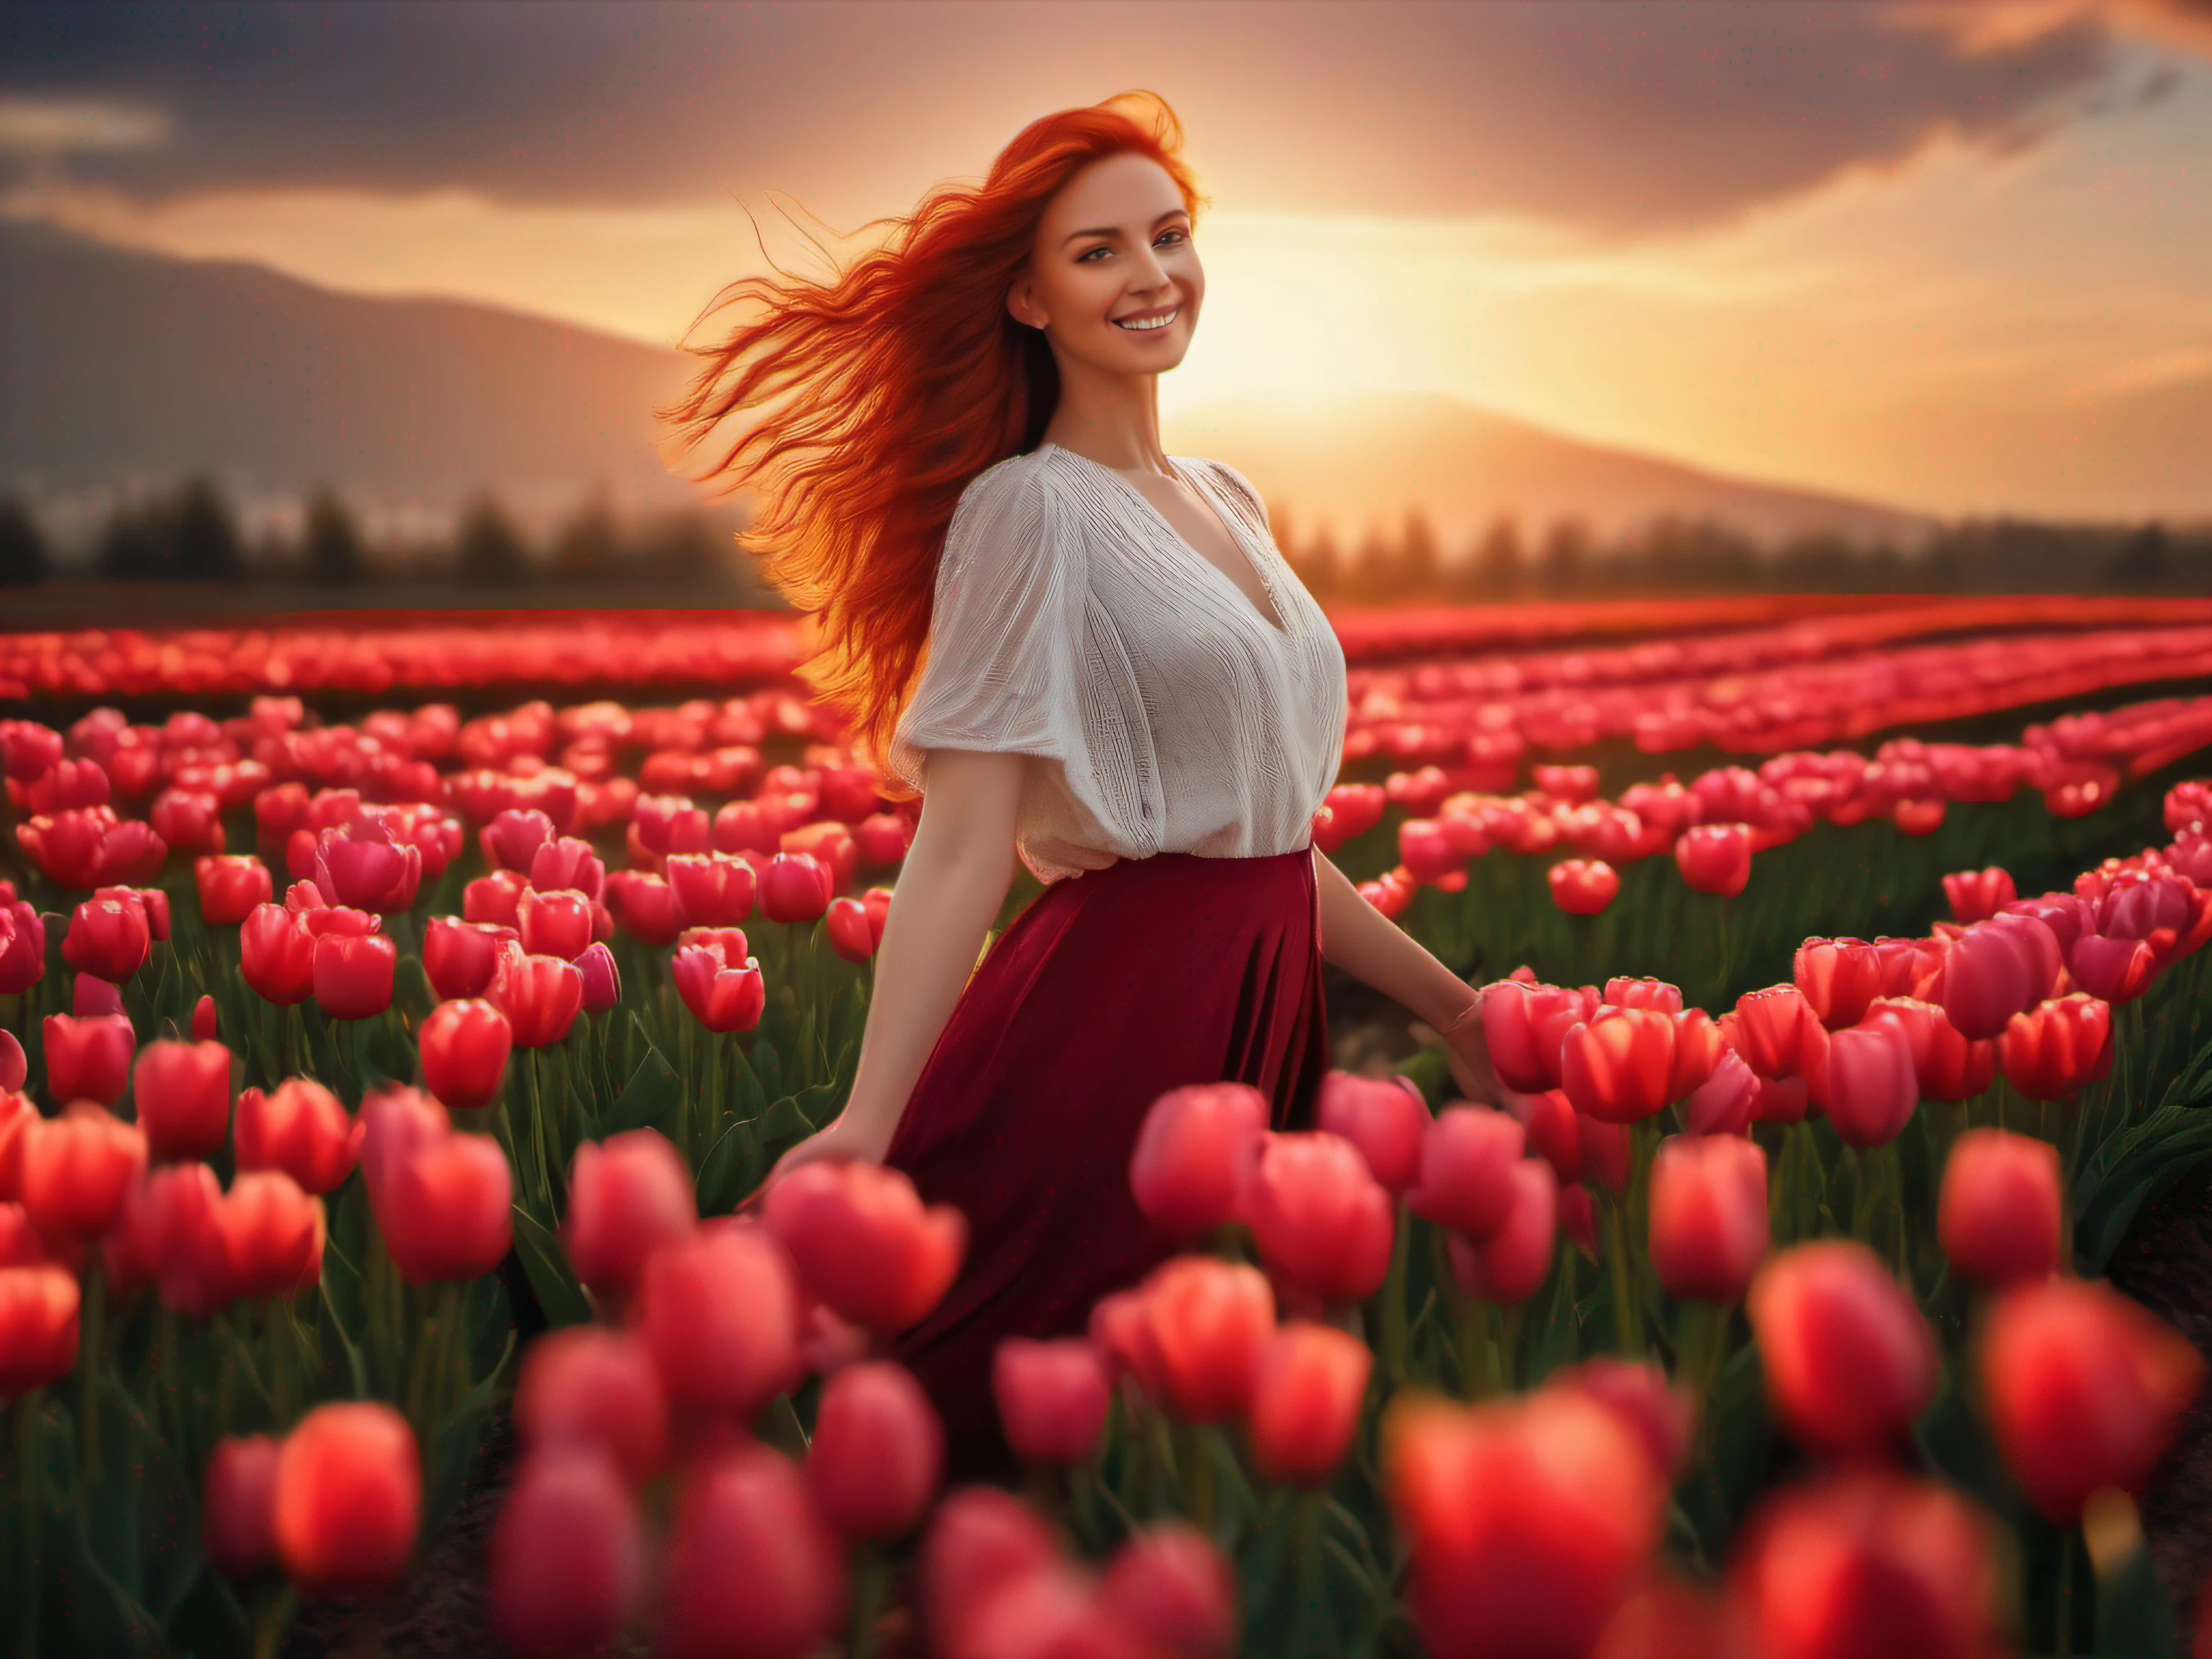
[[1010, 150, 1202, 376]]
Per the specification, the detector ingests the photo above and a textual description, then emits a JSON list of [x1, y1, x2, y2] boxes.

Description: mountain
[[1, 216, 1940, 559]]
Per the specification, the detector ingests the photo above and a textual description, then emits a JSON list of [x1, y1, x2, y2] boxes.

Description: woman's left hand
[[1413, 984, 1503, 1106]]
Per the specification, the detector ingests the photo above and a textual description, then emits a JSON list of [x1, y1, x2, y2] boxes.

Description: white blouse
[[885, 441, 1349, 885]]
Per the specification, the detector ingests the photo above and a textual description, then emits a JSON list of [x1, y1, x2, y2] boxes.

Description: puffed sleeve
[[884, 458, 1089, 795]]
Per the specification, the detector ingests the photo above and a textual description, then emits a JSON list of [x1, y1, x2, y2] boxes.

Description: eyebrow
[[1062, 209, 1188, 247]]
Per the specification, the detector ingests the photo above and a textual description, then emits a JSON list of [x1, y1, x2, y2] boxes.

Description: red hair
[[655, 89, 1209, 799]]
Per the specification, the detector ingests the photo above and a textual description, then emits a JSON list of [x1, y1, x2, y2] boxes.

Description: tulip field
[[1, 595, 2211, 1659]]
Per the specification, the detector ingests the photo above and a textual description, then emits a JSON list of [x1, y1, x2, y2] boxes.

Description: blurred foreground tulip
[[489, 1447, 644, 1659], [1649, 1133, 1768, 1304], [1130, 1082, 1268, 1240], [132, 1039, 233, 1162], [1937, 1129, 2059, 1287], [633, 1221, 802, 1420], [660, 1443, 848, 1659], [42, 1012, 135, 1107], [418, 998, 512, 1112], [1239, 1130, 1394, 1310], [1247, 1320, 1371, 1485], [1746, 1241, 1937, 1456], [203, 1434, 282, 1579], [763, 1159, 966, 1335], [0, 1264, 79, 1393], [235, 1079, 361, 1195], [561, 1128, 696, 1303], [514, 1325, 669, 1490], [806, 1359, 944, 1543], [272, 1402, 421, 1600]]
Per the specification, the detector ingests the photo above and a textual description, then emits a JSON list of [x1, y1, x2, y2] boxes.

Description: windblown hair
[[654, 89, 1208, 799]]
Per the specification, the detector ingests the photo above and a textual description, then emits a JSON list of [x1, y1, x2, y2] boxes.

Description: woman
[[662, 91, 1499, 1483]]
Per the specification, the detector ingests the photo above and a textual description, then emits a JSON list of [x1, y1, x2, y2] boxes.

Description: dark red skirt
[[883, 846, 1329, 1485]]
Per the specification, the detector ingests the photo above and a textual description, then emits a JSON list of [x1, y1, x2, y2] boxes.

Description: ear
[[1006, 274, 1041, 331]]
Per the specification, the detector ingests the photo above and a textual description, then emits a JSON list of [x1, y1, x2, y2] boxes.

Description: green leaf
[[598, 1044, 683, 1140], [2072, 1102, 2212, 1277], [423, 1330, 516, 1540], [2096, 1542, 2180, 1656], [696, 1118, 759, 1216], [510, 1205, 593, 1328], [754, 1035, 786, 1103]]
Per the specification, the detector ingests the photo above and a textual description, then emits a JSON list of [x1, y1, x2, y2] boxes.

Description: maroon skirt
[[882, 846, 1329, 1485]]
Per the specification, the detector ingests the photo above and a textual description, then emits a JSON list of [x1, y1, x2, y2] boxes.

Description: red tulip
[[1238, 1130, 1395, 1310], [660, 1443, 847, 1659], [1746, 1241, 1937, 1455], [1793, 937, 1883, 1030], [481, 808, 557, 872], [1548, 1357, 1695, 1485], [1129, 1082, 1269, 1239], [1381, 1388, 1665, 1659], [73, 973, 123, 1017], [1938, 914, 2062, 1040], [759, 852, 832, 923], [1804, 1013, 1920, 1149], [1246, 1320, 1371, 1485], [239, 903, 317, 1005], [61, 894, 150, 984], [1731, 984, 1818, 1079], [1407, 1105, 1526, 1238], [272, 1402, 421, 1599], [518, 886, 593, 961], [1547, 858, 1619, 915], [1863, 995, 1995, 1102], [0, 899, 45, 994], [150, 788, 223, 855], [42, 1012, 135, 1105], [0, 1264, 79, 1393], [1444, 1156, 1558, 1305], [1980, 1276, 2204, 1524], [0, 1030, 22, 1094], [1728, 1470, 2000, 1659], [1560, 1007, 1678, 1124], [220, 1170, 325, 1300], [191, 994, 218, 1041], [824, 896, 876, 963], [312, 827, 421, 915], [359, 1085, 451, 1211], [1141, 1254, 1275, 1424], [489, 1446, 644, 1659], [806, 1359, 944, 1543], [2067, 932, 2158, 1004], [464, 869, 531, 928], [515, 1326, 670, 1490], [491, 948, 584, 1048], [423, 915, 518, 1000], [1315, 1071, 1431, 1194], [603, 870, 684, 945], [1097, 1523, 1239, 1659], [1681, 1048, 1759, 1136], [667, 852, 759, 927], [1589, 1576, 1755, 1659], [21, 1102, 146, 1241], [993, 1336, 1112, 1464], [526, 834, 604, 901], [576, 942, 621, 1012], [203, 1434, 282, 1578], [1089, 1288, 1170, 1403], [418, 998, 512, 1112], [112, 1161, 230, 1314], [670, 940, 765, 1034], [313, 930, 395, 1020], [1937, 1128, 2058, 1288], [1648, 1133, 1767, 1304], [372, 1130, 512, 1285], [917, 1487, 1062, 1659], [561, 1128, 696, 1303], [761, 1159, 966, 1335], [1942, 866, 2016, 925], [1675, 822, 1751, 897], [1480, 979, 1595, 1094], [633, 1220, 803, 1419], [1999, 992, 2113, 1100], [131, 1039, 232, 1162], [235, 1079, 361, 1195]]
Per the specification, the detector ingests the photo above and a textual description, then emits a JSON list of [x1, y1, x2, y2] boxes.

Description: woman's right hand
[[734, 1110, 896, 1216]]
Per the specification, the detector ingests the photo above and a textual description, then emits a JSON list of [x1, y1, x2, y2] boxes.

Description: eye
[[1079, 228, 1190, 262]]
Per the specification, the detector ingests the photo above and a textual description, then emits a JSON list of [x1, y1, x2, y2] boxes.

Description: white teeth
[[1115, 309, 1177, 331]]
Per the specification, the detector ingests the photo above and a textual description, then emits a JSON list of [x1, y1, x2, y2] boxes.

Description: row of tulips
[[4, 754, 2206, 1655]]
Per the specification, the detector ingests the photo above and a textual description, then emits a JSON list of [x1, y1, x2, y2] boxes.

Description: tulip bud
[[1098, 1522, 1239, 1659], [806, 1359, 945, 1544], [1804, 1014, 1920, 1149], [0, 1030, 22, 1095], [1560, 1007, 1678, 1124], [762, 1160, 966, 1335], [221, 1170, 325, 1301], [561, 1128, 696, 1303], [660, 1444, 847, 1659], [1648, 1133, 1767, 1303], [1979, 1276, 2205, 1524], [1999, 993, 2113, 1100], [1238, 1131, 1394, 1310], [824, 896, 876, 963], [72, 974, 123, 1017], [489, 1446, 644, 1659], [917, 1487, 1062, 1658], [1142, 1254, 1275, 1424], [203, 1434, 282, 1578], [514, 1326, 670, 1489], [1129, 1082, 1269, 1240], [1746, 1241, 1937, 1455], [61, 894, 150, 984], [1547, 858, 1619, 915], [1732, 984, 1817, 1079], [1938, 916, 2062, 1041], [518, 887, 594, 961], [1548, 1357, 1694, 1485], [759, 852, 831, 924], [0, 1264, 79, 1393], [196, 855, 273, 927], [235, 1079, 362, 1195], [1444, 1156, 1558, 1305], [42, 1012, 136, 1107], [272, 1402, 421, 1600], [311, 931, 396, 1021], [1793, 938, 1882, 1030], [1865, 996, 1995, 1103], [1937, 1129, 2059, 1287], [575, 941, 621, 1013], [422, 915, 516, 1000], [20, 1103, 146, 1241], [491, 948, 584, 1048], [992, 1336, 1112, 1465], [1406, 1105, 1526, 1238], [372, 1130, 511, 1285], [1480, 979, 1593, 1093], [670, 942, 763, 1033], [1246, 1320, 1371, 1485], [603, 871, 684, 945], [1315, 1071, 1431, 1193], [239, 903, 317, 1006], [1943, 866, 2017, 925], [1681, 1047, 1759, 1136], [191, 994, 219, 1042], [132, 1039, 233, 1162], [1675, 822, 1751, 897], [418, 998, 512, 1112], [633, 1222, 803, 1420]]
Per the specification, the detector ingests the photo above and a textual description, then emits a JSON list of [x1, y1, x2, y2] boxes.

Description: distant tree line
[[1269, 503, 2208, 603], [0, 477, 2202, 600], [0, 475, 766, 598]]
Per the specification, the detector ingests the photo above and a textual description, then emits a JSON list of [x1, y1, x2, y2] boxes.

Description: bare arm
[[1311, 845, 1501, 1102]]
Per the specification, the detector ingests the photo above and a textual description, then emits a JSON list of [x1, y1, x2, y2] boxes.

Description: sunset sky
[[4, 0, 2210, 522]]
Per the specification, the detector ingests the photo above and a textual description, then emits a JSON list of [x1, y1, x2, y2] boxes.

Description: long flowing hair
[[654, 90, 1209, 799]]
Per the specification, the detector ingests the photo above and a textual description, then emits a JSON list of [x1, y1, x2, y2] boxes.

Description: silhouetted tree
[[1470, 515, 1524, 600], [454, 490, 531, 585], [1292, 523, 1342, 601], [302, 484, 366, 584], [555, 483, 621, 579], [2110, 521, 2171, 590], [0, 495, 50, 585], [1534, 517, 1591, 596], [97, 498, 166, 579], [171, 475, 246, 580], [1394, 508, 1441, 598], [1354, 520, 1397, 603]]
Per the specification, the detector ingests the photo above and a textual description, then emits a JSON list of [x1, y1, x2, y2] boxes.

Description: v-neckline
[[1041, 442, 1292, 638]]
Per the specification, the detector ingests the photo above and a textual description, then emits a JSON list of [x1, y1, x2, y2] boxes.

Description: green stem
[[77, 1260, 104, 1485], [17, 1392, 41, 1659], [1377, 1204, 1411, 1385], [847, 1542, 890, 1659], [2056, 1524, 2074, 1656], [1607, 1197, 1640, 1359]]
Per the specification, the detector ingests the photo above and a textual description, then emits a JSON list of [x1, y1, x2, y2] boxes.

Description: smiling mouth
[[1113, 307, 1179, 332]]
